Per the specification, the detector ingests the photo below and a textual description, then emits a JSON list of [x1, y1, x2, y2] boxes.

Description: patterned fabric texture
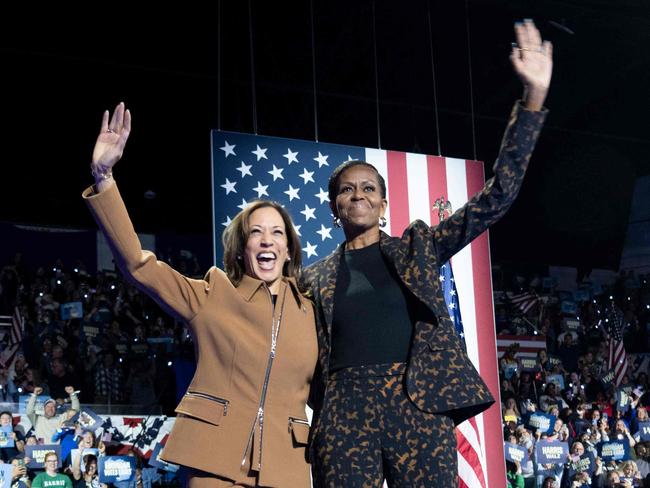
[[312, 363, 457, 487]]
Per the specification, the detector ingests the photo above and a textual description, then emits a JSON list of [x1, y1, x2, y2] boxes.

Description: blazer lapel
[[319, 243, 345, 342]]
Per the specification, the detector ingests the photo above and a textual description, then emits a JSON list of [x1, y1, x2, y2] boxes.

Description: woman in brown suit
[[83, 103, 317, 487]]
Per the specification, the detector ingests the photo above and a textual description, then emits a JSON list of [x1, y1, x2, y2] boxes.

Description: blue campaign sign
[[70, 408, 104, 431], [597, 439, 631, 462], [535, 440, 569, 465], [149, 443, 180, 473], [561, 300, 577, 315], [637, 421, 650, 442], [60, 301, 83, 320], [0, 464, 12, 488], [26, 444, 61, 469], [525, 412, 556, 435], [504, 442, 528, 464], [0, 425, 14, 448], [98, 456, 136, 483]]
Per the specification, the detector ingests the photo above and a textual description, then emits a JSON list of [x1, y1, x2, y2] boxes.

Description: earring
[[286, 257, 291, 262], [379, 217, 387, 228], [237, 255, 243, 261], [333, 217, 341, 228]]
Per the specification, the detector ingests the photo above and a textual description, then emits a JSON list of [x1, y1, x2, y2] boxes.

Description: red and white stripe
[[497, 334, 547, 359], [367, 150, 504, 488], [608, 336, 628, 387]]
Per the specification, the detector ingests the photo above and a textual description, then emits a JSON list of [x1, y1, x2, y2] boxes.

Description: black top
[[330, 242, 418, 372]]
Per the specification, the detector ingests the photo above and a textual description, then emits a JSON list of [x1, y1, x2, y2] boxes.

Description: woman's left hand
[[510, 19, 553, 110]]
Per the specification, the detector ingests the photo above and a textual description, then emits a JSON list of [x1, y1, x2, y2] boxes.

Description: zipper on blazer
[[185, 391, 229, 416], [287, 417, 309, 433], [241, 286, 288, 471]]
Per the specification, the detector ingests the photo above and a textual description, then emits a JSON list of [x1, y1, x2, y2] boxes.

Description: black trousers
[[312, 362, 457, 488]]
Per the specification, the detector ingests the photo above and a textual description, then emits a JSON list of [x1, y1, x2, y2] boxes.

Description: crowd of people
[[498, 269, 650, 487]]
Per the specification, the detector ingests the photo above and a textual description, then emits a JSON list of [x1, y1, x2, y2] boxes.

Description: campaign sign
[[98, 456, 136, 483], [601, 370, 615, 388], [0, 425, 14, 448], [70, 408, 104, 431], [535, 440, 569, 465], [561, 300, 577, 315], [563, 318, 581, 331], [60, 301, 83, 320], [547, 356, 563, 369], [573, 290, 590, 302], [520, 358, 539, 372], [18, 394, 50, 414], [26, 444, 61, 469], [0, 464, 12, 488], [569, 453, 595, 474], [617, 390, 630, 414], [546, 374, 565, 390], [597, 439, 630, 462], [637, 421, 650, 442], [504, 442, 528, 464], [525, 412, 556, 435], [149, 443, 180, 473]]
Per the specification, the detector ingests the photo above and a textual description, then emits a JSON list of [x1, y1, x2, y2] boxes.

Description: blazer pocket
[[288, 417, 310, 445], [175, 391, 230, 426]]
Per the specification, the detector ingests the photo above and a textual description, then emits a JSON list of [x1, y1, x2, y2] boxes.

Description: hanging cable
[[426, 0, 442, 156], [310, 0, 319, 142], [248, 0, 258, 134], [371, 0, 382, 149], [464, 0, 477, 161], [217, 0, 222, 131]]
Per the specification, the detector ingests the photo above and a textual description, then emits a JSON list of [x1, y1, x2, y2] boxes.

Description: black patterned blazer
[[302, 102, 547, 435]]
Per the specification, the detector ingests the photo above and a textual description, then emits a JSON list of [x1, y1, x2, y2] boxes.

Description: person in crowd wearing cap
[[26, 386, 79, 444]]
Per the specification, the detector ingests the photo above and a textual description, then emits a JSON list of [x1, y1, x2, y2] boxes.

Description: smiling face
[[331, 165, 387, 238], [243, 207, 289, 294]]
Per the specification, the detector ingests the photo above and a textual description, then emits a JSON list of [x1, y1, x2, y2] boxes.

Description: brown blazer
[[84, 183, 318, 487]]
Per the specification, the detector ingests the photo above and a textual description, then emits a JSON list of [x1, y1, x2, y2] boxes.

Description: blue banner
[[98, 456, 136, 483], [504, 442, 528, 464], [597, 439, 631, 462], [26, 444, 61, 469], [524, 412, 556, 435], [535, 440, 569, 465]]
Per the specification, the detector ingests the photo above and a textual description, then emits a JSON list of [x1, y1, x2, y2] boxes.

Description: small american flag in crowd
[[212, 130, 504, 487], [605, 305, 628, 387], [0, 306, 24, 368], [508, 291, 540, 314]]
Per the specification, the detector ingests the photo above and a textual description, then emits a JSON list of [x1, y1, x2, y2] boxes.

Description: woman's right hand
[[91, 102, 132, 175]]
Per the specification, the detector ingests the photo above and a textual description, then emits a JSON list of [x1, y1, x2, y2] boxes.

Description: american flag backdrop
[[211, 130, 506, 488]]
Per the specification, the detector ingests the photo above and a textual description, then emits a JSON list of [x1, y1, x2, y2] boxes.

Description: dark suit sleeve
[[433, 102, 547, 264]]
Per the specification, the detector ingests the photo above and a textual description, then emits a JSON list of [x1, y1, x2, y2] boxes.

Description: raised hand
[[510, 19, 553, 110], [91, 102, 132, 177], [64, 386, 75, 395], [34, 386, 43, 396]]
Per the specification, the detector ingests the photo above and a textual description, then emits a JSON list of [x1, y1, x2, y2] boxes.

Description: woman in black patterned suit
[[302, 20, 553, 487]]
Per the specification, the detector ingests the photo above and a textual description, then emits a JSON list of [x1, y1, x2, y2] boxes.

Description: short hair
[[0, 411, 12, 419], [327, 160, 387, 204], [222, 200, 302, 286], [44, 451, 58, 462]]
